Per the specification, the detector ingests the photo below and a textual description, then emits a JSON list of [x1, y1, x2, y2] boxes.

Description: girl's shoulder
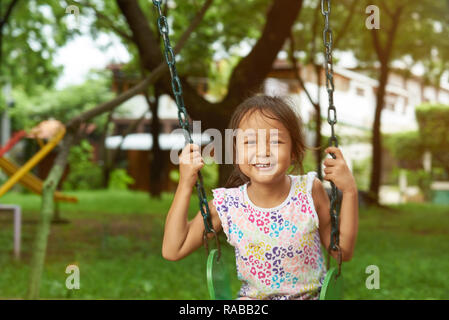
[[212, 184, 244, 203], [212, 172, 318, 202], [290, 171, 318, 194]]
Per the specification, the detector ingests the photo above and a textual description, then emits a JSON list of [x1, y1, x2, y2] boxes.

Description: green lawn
[[0, 190, 448, 299]]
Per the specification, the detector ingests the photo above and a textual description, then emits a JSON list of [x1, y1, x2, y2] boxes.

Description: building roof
[[105, 133, 211, 151], [113, 94, 180, 120]]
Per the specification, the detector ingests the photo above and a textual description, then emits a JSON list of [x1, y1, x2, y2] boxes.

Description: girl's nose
[[256, 140, 270, 157]]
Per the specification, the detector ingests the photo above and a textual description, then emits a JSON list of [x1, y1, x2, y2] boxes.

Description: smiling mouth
[[252, 163, 274, 169]]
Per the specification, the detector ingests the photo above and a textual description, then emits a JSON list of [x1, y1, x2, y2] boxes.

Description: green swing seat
[[206, 249, 343, 300], [206, 249, 233, 300], [319, 267, 343, 300]]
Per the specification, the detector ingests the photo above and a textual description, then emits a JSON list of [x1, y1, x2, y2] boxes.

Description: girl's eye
[[245, 140, 256, 145], [270, 140, 281, 144]]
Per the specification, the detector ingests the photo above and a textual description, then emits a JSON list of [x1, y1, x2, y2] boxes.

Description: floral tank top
[[212, 172, 326, 300]]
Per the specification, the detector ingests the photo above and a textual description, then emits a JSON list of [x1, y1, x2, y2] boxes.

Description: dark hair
[[225, 95, 307, 188]]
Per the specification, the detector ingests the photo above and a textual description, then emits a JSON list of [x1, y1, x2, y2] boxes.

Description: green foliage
[[415, 103, 449, 152], [85, 0, 273, 99], [301, 149, 317, 174], [169, 157, 219, 191], [169, 169, 179, 184], [0, 0, 76, 92], [391, 168, 434, 201], [201, 159, 219, 190], [352, 157, 371, 191], [383, 131, 424, 169], [169, 0, 271, 77], [63, 140, 102, 191], [342, 0, 449, 77], [414, 170, 433, 201], [9, 75, 114, 132], [108, 169, 135, 190], [415, 103, 449, 177]]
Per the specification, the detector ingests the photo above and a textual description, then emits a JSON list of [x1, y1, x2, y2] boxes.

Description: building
[[106, 61, 449, 193], [105, 64, 210, 192]]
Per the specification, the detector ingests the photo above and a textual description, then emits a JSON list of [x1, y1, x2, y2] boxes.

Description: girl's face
[[235, 110, 293, 184]]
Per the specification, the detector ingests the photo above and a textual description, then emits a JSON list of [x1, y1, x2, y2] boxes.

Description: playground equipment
[[0, 120, 77, 202], [0, 204, 21, 260], [153, 0, 343, 300], [0, 120, 77, 259]]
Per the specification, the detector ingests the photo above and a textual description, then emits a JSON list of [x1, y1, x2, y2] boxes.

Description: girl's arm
[[313, 147, 359, 262], [162, 144, 222, 261]]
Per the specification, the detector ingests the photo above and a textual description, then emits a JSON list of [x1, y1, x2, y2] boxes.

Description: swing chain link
[[321, 0, 342, 274], [152, 1, 217, 254]]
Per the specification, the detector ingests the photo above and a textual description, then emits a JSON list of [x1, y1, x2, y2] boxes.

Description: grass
[[0, 190, 448, 299]]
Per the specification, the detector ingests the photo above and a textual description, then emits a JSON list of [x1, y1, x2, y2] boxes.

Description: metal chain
[[321, 0, 342, 275], [152, 1, 218, 256]]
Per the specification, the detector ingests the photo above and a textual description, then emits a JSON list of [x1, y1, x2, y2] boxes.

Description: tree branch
[[116, 0, 217, 126], [379, 0, 394, 19], [117, 0, 304, 130], [222, 0, 304, 107], [88, 3, 134, 42], [307, 0, 321, 66], [0, 0, 20, 30], [289, 32, 317, 108], [67, 0, 213, 129], [333, 0, 358, 49], [370, 25, 385, 62], [383, 5, 404, 61]]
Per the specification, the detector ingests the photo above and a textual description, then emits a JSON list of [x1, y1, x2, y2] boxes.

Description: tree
[[415, 103, 449, 177], [115, 0, 304, 186], [26, 0, 215, 299], [0, 0, 75, 93], [288, 0, 358, 179], [343, 0, 449, 204], [79, 0, 305, 188]]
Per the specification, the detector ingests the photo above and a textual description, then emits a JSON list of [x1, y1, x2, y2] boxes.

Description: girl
[[162, 95, 358, 300]]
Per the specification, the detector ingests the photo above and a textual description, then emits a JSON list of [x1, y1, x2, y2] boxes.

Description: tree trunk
[[368, 4, 403, 204], [101, 111, 114, 188], [147, 88, 164, 198], [26, 132, 76, 299], [369, 64, 389, 203]]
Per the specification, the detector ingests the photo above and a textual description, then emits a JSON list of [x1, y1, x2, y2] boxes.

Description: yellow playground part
[[0, 126, 77, 203]]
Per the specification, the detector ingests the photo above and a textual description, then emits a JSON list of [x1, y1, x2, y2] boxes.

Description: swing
[[153, 0, 343, 300], [318, 0, 344, 300]]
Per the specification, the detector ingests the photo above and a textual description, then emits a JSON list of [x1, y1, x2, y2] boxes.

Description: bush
[[352, 157, 371, 191], [415, 103, 449, 177], [390, 168, 433, 201], [169, 156, 219, 191], [108, 169, 135, 190], [63, 140, 102, 191], [383, 131, 424, 169]]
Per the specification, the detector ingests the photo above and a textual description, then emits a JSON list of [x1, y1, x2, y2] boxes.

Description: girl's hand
[[179, 143, 204, 188], [323, 147, 357, 194]]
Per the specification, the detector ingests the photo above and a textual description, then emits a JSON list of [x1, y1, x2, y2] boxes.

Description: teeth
[[254, 164, 270, 168]]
